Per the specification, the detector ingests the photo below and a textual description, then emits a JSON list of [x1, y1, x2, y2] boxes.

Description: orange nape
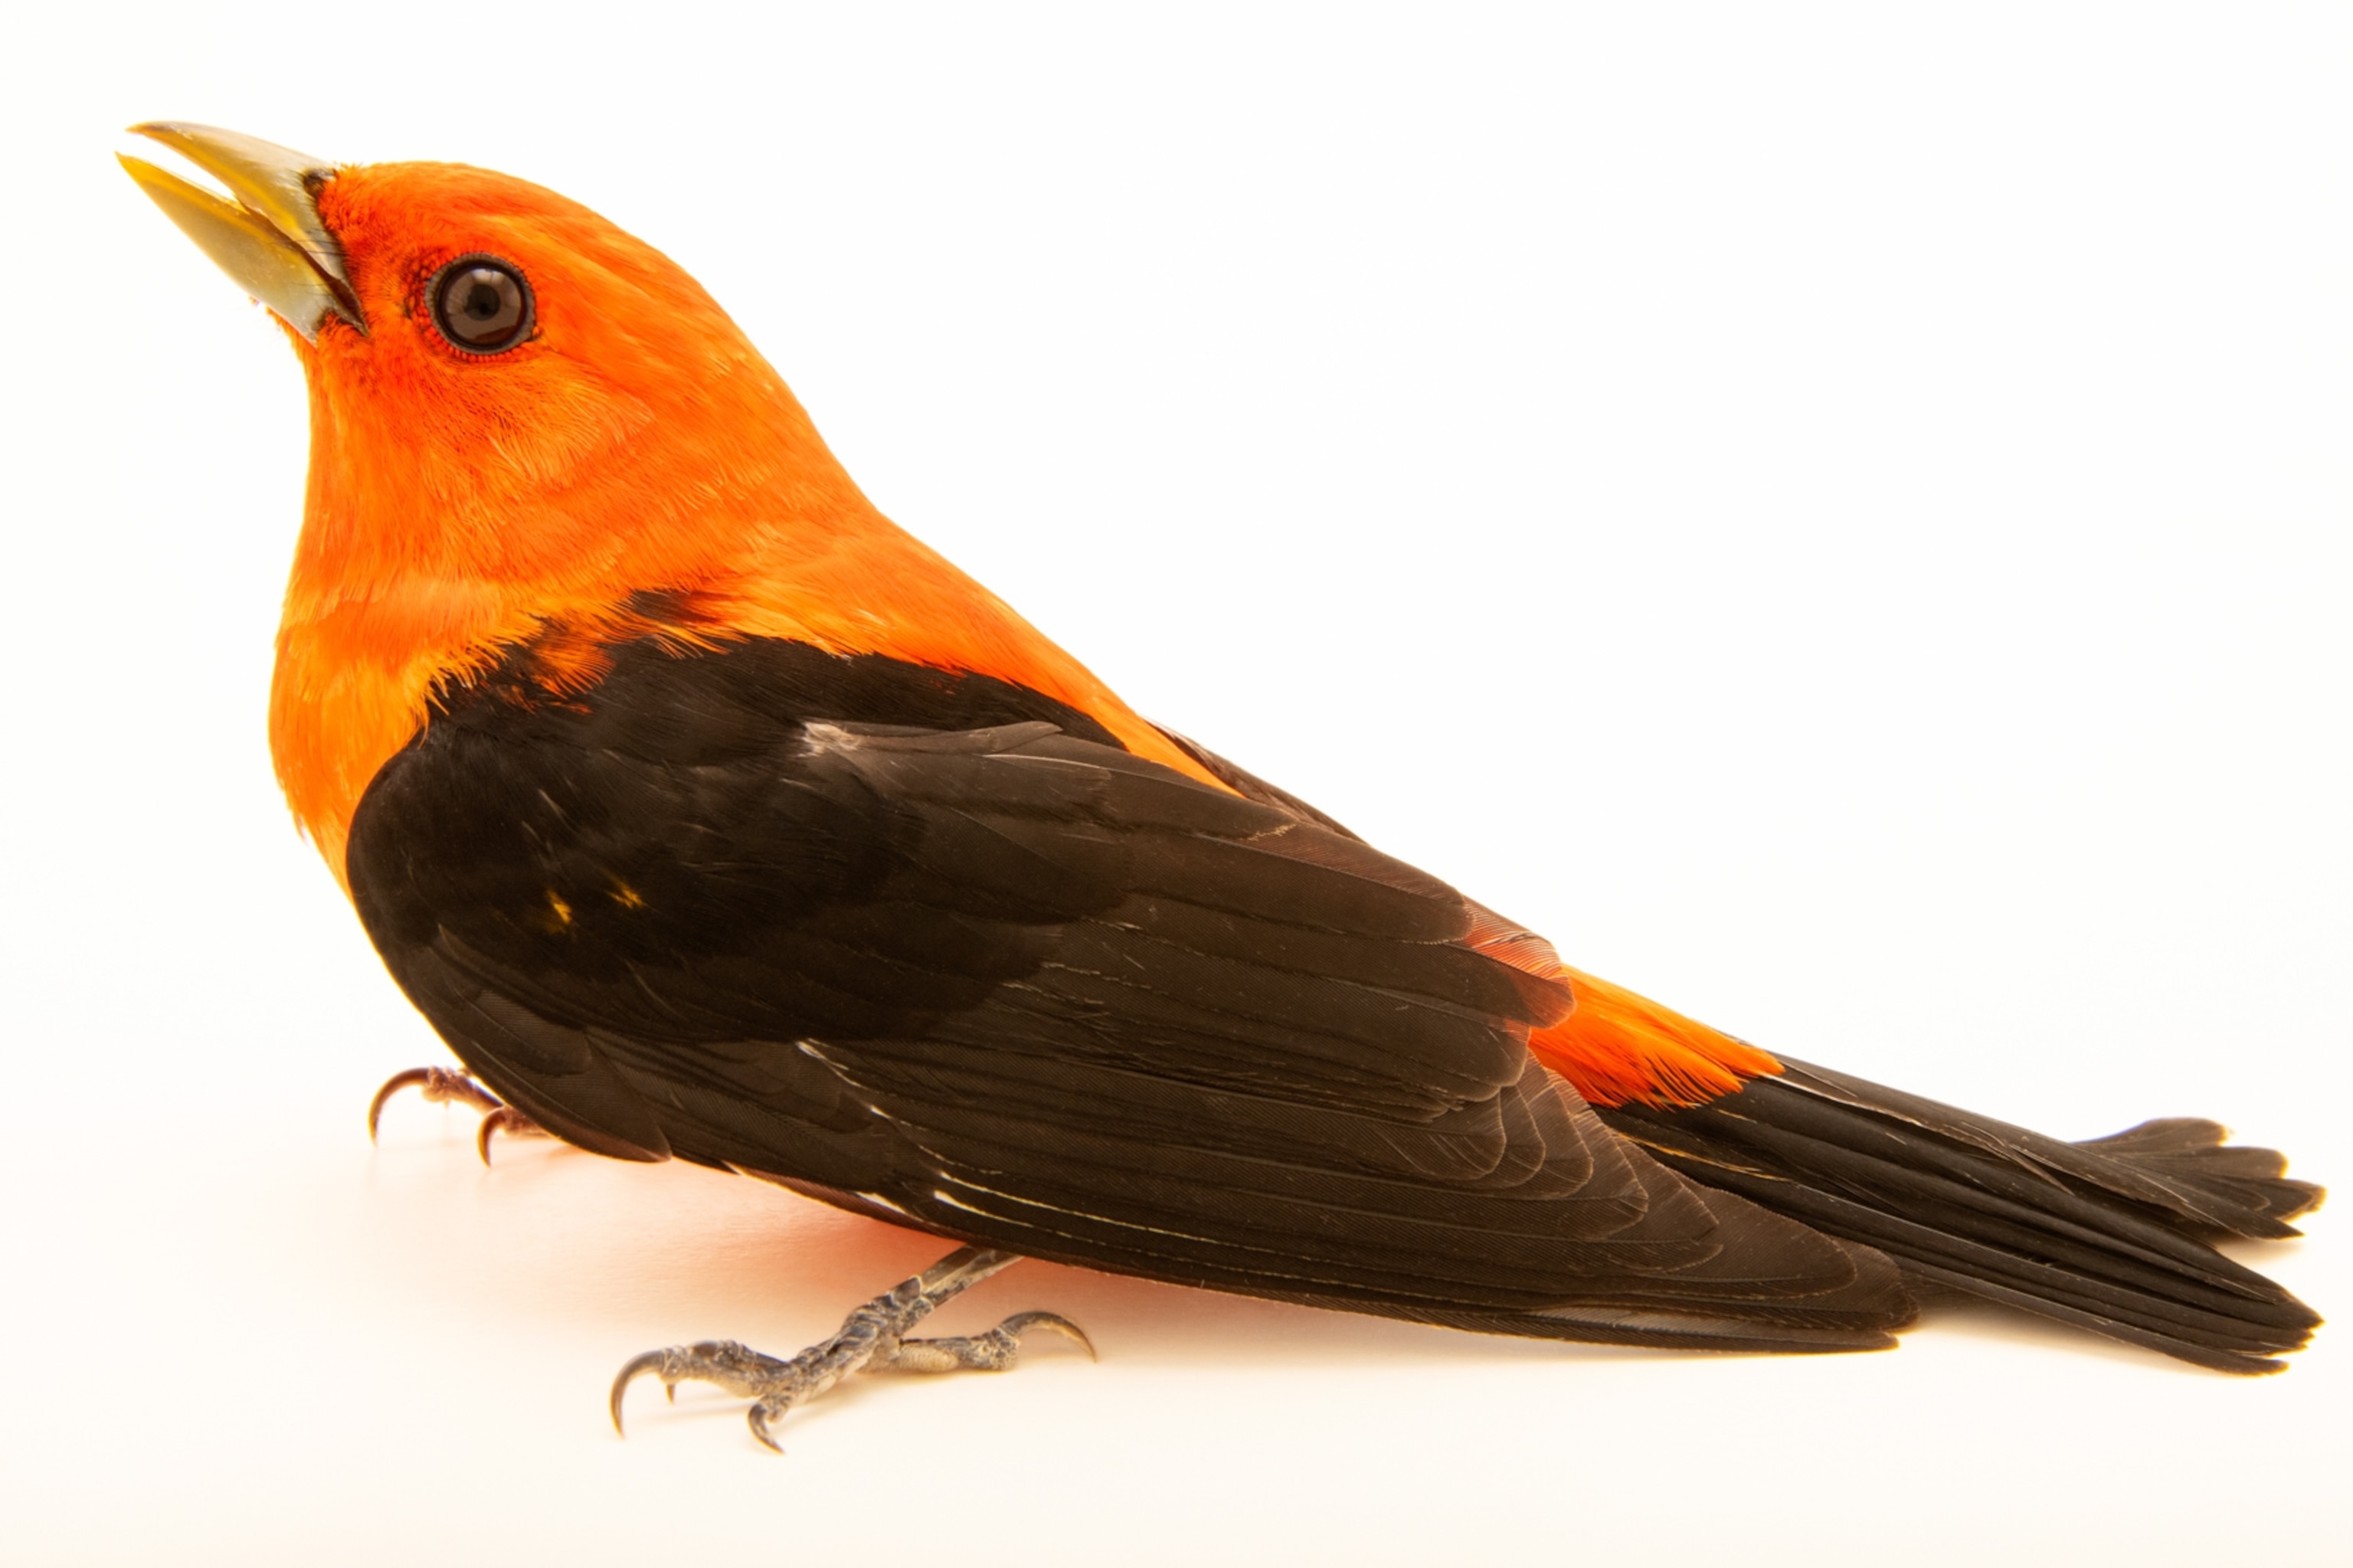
[[1536, 968, 1782, 1108]]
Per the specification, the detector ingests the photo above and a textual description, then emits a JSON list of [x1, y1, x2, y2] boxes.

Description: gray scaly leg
[[610, 1246, 1094, 1452]]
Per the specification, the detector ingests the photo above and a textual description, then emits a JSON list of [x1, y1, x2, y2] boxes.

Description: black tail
[[1596, 1059, 2324, 1373]]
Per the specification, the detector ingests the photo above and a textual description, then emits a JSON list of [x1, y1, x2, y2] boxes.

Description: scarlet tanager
[[120, 123, 2322, 1450]]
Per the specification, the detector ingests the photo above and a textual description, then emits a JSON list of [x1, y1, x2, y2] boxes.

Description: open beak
[[119, 123, 363, 342]]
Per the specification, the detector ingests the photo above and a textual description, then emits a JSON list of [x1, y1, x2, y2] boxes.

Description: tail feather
[[1766, 1060, 2322, 1241], [1597, 1058, 2323, 1374], [2076, 1118, 2325, 1239]]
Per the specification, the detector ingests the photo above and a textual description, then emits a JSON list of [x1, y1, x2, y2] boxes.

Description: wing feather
[[348, 637, 1913, 1347]]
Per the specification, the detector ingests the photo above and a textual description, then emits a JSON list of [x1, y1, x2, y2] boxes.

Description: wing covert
[[348, 634, 1912, 1347]]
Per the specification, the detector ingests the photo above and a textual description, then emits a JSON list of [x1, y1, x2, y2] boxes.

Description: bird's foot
[[365, 1066, 548, 1164], [610, 1246, 1091, 1452]]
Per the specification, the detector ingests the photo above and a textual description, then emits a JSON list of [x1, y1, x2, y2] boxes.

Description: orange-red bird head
[[121, 124, 1207, 874], [291, 158, 868, 600]]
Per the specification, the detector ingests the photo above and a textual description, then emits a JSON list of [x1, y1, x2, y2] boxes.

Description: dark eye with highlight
[[428, 255, 534, 353]]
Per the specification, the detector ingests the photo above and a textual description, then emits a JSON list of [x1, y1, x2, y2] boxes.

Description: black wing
[[348, 636, 1911, 1350]]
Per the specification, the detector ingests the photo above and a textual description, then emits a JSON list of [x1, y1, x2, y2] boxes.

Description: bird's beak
[[119, 122, 363, 342]]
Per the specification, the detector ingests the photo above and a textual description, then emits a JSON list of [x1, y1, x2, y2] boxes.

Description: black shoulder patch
[[435, 632, 1125, 760]]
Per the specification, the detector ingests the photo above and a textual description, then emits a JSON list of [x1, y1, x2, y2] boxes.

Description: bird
[[121, 122, 2322, 1449]]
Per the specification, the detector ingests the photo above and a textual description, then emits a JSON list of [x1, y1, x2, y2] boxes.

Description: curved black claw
[[993, 1310, 1098, 1363], [367, 1066, 502, 1142], [748, 1402, 787, 1455], [366, 1066, 550, 1162], [475, 1104, 547, 1166], [610, 1351, 665, 1436]]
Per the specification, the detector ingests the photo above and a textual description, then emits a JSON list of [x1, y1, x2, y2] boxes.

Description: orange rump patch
[[1460, 903, 1778, 1108], [1535, 967, 1782, 1108]]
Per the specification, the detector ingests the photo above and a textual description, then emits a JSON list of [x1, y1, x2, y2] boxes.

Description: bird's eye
[[427, 255, 534, 354]]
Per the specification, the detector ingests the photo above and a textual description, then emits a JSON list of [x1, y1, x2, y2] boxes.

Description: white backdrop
[[3, 5, 2345, 1563]]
